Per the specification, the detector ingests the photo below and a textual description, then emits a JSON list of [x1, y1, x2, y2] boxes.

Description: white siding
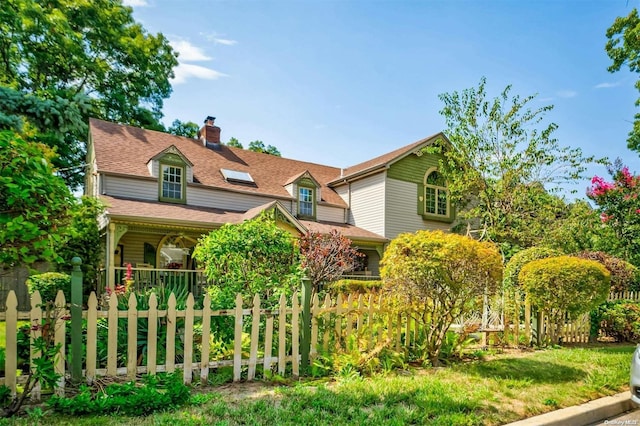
[[103, 175, 157, 201], [317, 205, 346, 223], [385, 178, 450, 240], [334, 184, 350, 204], [349, 172, 386, 236]]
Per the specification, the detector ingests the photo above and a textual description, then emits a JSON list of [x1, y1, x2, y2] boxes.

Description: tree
[[226, 137, 243, 149], [606, 9, 640, 154], [54, 197, 104, 295], [299, 230, 363, 289], [540, 200, 621, 256], [436, 77, 598, 256], [167, 119, 199, 138], [587, 160, 640, 266], [192, 214, 300, 309], [0, 0, 178, 188], [380, 230, 502, 366], [0, 86, 91, 186], [0, 131, 73, 268], [248, 140, 282, 156], [520, 256, 610, 343]]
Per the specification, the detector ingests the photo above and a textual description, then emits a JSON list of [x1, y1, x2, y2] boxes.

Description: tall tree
[[0, 131, 73, 267], [0, 0, 178, 188], [167, 119, 199, 138], [587, 159, 640, 267], [226, 137, 243, 149], [606, 9, 640, 154], [436, 77, 599, 256], [248, 140, 282, 156]]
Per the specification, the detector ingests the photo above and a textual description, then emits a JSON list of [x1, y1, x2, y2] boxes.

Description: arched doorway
[[156, 234, 198, 270]]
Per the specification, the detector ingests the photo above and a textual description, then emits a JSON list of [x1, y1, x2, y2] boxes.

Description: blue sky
[[125, 0, 640, 198]]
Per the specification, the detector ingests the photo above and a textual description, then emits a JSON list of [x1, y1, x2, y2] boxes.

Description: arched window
[[424, 169, 448, 216], [157, 235, 197, 269]]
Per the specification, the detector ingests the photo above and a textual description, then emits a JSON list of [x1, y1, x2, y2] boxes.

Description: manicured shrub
[[503, 247, 563, 289], [25, 272, 71, 302], [327, 279, 382, 295], [520, 256, 610, 343], [381, 230, 502, 366], [571, 251, 638, 293]]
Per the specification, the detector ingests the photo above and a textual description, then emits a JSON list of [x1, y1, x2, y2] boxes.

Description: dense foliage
[[381, 230, 502, 366], [503, 247, 563, 289], [47, 373, 190, 416], [54, 197, 104, 295], [572, 251, 638, 292], [594, 300, 640, 342], [327, 279, 383, 295], [193, 215, 300, 308], [520, 256, 610, 342], [587, 161, 640, 267], [436, 78, 598, 256], [299, 230, 363, 289], [606, 8, 640, 153], [25, 272, 70, 302], [0, 131, 73, 267], [0, 0, 178, 187], [540, 200, 621, 255]]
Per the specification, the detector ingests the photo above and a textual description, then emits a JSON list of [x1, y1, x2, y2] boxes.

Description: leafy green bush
[[193, 214, 300, 310], [47, 373, 190, 416], [520, 256, 610, 343], [25, 272, 71, 302], [381, 230, 502, 366], [592, 300, 640, 342], [504, 247, 563, 289], [327, 279, 382, 295]]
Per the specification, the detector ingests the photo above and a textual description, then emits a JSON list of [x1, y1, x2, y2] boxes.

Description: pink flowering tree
[[587, 160, 640, 266], [299, 230, 364, 290]]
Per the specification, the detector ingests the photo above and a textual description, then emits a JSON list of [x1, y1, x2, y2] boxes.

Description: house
[[86, 116, 454, 290]]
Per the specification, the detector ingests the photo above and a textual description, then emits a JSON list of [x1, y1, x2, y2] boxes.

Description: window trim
[[297, 185, 315, 219], [423, 167, 449, 218], [159, 162, 186, 204]]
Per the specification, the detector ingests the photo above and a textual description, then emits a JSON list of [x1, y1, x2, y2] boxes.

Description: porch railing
[[98, 267, 207, 301]]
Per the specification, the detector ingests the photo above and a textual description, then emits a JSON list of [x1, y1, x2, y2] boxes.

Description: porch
[[98, 266, 207, 302]]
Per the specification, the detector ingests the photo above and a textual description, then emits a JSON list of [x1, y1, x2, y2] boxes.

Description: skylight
[[221, 168, 255, 184]]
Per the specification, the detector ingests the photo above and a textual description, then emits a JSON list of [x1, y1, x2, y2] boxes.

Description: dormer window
[[298, 187, 314, 217], [162, 165, 184, 200], [151, 147, 191, 204]]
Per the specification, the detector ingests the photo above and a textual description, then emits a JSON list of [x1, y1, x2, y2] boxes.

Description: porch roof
[[100, 195, 387, 243], [100, 195, 246, 229]]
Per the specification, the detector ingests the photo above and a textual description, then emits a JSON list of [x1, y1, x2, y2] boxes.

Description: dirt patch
[[210, 381, 284, 404]]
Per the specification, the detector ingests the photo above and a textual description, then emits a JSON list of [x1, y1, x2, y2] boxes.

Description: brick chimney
[[197, 116, 222, 151]]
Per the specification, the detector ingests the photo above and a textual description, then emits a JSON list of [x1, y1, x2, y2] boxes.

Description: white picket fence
[[0, 290, 435, 399]]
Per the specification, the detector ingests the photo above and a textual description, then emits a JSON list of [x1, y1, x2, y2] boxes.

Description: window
[[298, 187, 314, 217], [424, 170, 448, 216], [160, 164, 185, 203]]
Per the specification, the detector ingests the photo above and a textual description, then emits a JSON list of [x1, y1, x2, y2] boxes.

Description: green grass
[[0, 344, 635, 426]]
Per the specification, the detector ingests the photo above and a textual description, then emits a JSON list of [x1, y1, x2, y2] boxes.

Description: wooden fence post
[[300, 277, 312, 374], [70, 257, 83, 381]]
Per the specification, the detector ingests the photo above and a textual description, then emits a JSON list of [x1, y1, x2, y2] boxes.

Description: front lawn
[[0, 344, 634, 425]]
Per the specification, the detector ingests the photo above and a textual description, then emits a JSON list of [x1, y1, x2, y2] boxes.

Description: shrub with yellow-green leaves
[[519, 256, 610, 343], [381, 230, 502, 366]]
